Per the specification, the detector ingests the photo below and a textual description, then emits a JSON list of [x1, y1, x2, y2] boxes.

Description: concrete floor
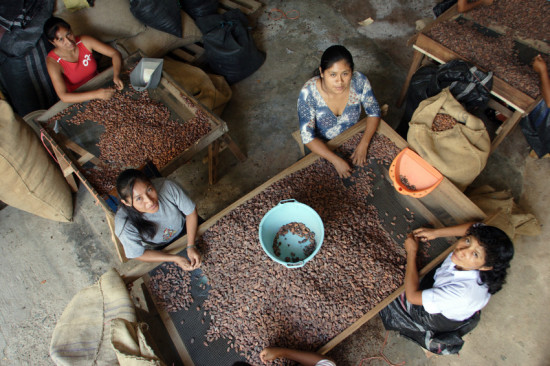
[[1, 1, 549, 365]]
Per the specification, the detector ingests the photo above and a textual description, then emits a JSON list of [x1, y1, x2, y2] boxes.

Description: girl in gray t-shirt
[[114, 169, 201, 271]]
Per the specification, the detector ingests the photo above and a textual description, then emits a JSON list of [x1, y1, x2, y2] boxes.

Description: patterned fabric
[[297, 71, 380, 144], [47, 36, 98, 92], [316, 360, 337, 366]]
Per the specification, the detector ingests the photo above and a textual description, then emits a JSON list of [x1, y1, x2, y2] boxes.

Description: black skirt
[[379, 267, 481, 354]]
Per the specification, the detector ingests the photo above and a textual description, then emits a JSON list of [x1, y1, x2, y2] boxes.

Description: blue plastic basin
[[259, 199, 324, 268]]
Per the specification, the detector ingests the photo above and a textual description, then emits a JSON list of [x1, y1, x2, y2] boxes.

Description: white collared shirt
[[422, 253, 491, 321]]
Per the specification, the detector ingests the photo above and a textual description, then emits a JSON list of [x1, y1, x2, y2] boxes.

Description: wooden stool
[[292, 130, 305, 157]]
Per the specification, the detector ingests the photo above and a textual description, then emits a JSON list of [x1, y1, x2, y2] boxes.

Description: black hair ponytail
[[468, 225, 514, 294], [116, 169, 157, 239], [314, 44, 355, 77]]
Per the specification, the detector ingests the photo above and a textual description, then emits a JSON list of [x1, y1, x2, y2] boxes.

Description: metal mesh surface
[[149, 261, 248, 366], [145, 155, 457, 365]]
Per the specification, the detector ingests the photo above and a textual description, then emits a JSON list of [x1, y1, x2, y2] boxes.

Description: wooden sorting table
[[121, 119, 485, 364], [397, 5, 542, 153], [36, 53, 246, 261]]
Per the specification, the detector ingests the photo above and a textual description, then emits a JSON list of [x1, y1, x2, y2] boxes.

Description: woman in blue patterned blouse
[[298, 45, 381, 178]]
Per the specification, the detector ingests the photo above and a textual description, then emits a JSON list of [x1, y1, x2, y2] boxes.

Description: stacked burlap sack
[[469, 185, 541, 239], [50, 268, 165, 365], [0, 100, 73, 221]]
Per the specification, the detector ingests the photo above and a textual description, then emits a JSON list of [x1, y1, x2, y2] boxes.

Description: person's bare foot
[[482, 0, 494, 6]]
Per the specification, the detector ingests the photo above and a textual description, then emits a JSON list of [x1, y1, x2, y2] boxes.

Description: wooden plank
[[171, 48, 196, 63], [414, 33, 536, 113], [170, 43, 205, 63], [142, 274, 195, 366], [218, 0, 262, 14], [487, 99, 513, 118], [208, 139, 220, 185], [220, 133, 247, 162], [491, 109, 524, 153], [397, 49, 425, 107]]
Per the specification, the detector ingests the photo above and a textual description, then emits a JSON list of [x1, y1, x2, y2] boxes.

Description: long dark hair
[[468, 225, 514, 294], [116, 169, 157, 239], [43, 17, 72, 42], [314, 45, 355, 76]]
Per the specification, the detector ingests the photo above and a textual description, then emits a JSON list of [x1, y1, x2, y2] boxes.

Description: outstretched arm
[[260, 347, 328, 366], [351, 115, 380, 166], [533, 55, 550, 105], [135, 250, 195, 271], [185, 209, 201, 269], [413, 222, 475, 242], [46, 57, 116, 103], [306, 138, 353, 178], [404, 233, 422, 305]]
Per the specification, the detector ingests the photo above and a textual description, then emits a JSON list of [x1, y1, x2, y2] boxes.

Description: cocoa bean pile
[[149, 262, 194, 313], [426, 16, 548, 98], [468, 0, 550, 42], [48, 87, 212, 195], [170, 133, 407, 364], [432, 113, 458, 132], [272, 222, 317, 262], [399, 175, 417, 191]]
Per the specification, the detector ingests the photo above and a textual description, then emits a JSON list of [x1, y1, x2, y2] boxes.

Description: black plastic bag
[[0, 0, 53, 58], [397, 59, 492, 138], [130, 0, 182, 37], [379, 294, 480, 355], [179, 0, 218, 20], [196, 9, 265, 84], [0, 35, 58, 116], [433, 0, 457, 17], [520, 100, 550, 157]]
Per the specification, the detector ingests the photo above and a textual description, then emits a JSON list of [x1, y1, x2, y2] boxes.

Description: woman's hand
[[113, 75, 124, 90], [404, 233, 419, 256], [413, 227, 438, 242], [333, 156, 352, 178], [187, 247, 202, 269], [173, 255, 193, 271], [95, 87, 116, 100], [259, 347, 281, 363], [351, 139, 369, 166], [533, 55, 548, 76]]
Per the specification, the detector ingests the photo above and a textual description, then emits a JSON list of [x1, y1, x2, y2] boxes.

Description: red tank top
[[47, 37, 98, 92]]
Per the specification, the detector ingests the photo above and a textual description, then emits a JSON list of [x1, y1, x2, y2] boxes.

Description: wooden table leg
[[491, 110, 524, 153], [397, 49, 425, 108], [208, 139, 221, 185], [220, 133, 247, 162], [51, 147, 79, 192]]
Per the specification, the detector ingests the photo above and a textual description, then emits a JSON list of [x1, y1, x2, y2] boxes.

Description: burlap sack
[[163, 58, 232, 116], [111, 319, 165, 366], [0, 101, 73, 221], [50, 268, 137, 365], [468, 185, 541, 239], [407, 88, 490, 191]]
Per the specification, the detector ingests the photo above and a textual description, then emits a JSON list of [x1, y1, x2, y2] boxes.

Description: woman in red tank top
[[44, 17, 123, 103]]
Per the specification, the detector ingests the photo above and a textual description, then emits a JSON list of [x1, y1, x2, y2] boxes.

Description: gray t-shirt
[[114, 179, 196, 258]]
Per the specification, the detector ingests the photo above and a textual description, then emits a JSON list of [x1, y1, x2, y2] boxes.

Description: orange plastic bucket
[[388, 148, 443, 198]]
